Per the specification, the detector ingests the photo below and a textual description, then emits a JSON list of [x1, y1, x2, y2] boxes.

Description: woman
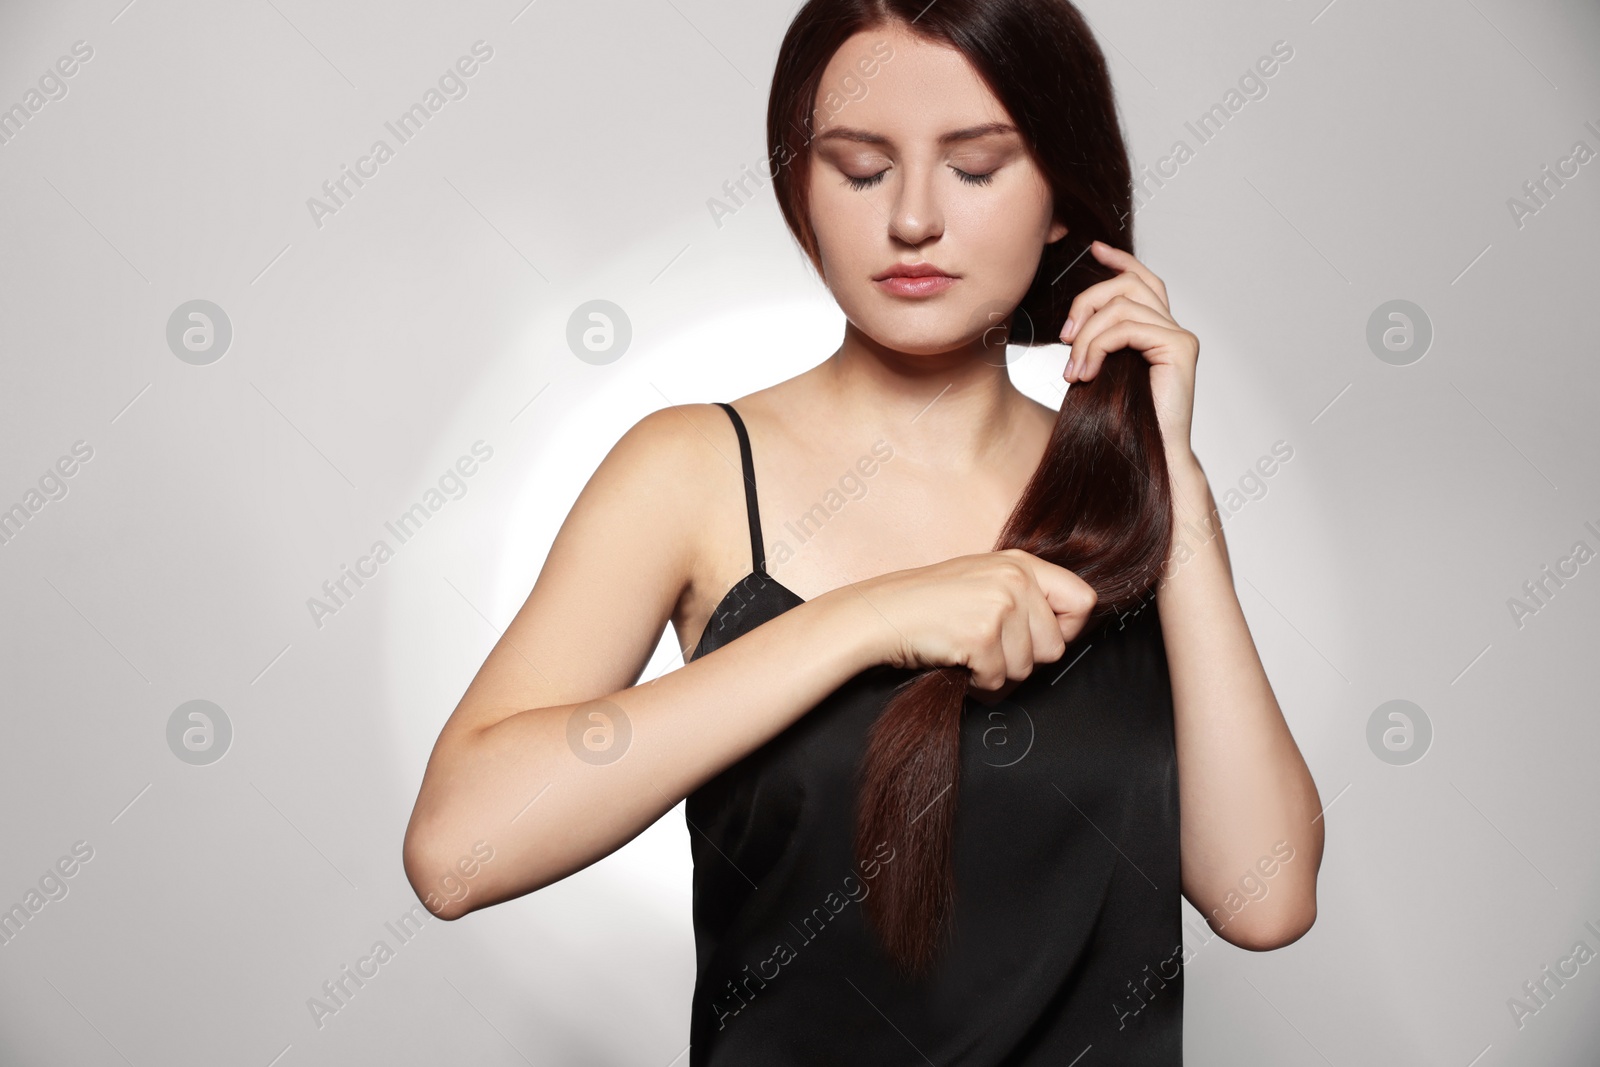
[[403, 0, 1324, 1062]]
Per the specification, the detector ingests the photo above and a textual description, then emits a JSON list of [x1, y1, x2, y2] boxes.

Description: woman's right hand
[[834, 548, 1099, 696]]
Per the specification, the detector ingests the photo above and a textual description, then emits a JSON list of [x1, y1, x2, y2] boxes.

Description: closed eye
[[843, 167, 996, 191]]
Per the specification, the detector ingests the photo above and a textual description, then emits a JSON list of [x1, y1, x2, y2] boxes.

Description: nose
[[886, 164, 944, 246]]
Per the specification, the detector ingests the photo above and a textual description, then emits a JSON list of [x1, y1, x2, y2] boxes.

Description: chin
[[858, 322, 976, 357]]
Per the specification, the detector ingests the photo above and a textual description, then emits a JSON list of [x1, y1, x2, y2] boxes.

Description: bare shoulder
[[600, 402, 743, 518], [432, 403, 748, 733], [515, 401, 747, 687], [599, 398, 777, 560], [618, 401, 733, 458]]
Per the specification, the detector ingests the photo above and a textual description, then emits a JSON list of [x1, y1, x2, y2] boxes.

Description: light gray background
[[1, 0, 1597, 1063]]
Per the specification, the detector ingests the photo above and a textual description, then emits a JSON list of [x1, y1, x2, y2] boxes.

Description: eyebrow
[[812, 121, 1019, 147]]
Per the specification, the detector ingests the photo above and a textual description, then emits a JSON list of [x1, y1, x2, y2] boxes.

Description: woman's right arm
[[401, 404, 1096, 920], [401, 405, 889, 920]]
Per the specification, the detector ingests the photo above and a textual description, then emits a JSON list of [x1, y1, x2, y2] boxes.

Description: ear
[[1046, 219, 1069, 244]]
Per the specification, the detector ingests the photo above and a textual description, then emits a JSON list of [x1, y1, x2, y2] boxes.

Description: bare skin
[[670, 372, 1060, 666], [403, 19, 1321, 949]]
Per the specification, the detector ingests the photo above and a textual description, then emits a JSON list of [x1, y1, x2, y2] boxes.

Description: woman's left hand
[[1060, 240, 1197, 464]]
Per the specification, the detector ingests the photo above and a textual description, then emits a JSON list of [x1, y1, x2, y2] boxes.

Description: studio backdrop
[[1, 0, 1597, 1063]]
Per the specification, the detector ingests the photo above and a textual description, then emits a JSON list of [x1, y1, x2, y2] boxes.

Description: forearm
[[404, 590, 882, 919], [1156, 449, 1324, 947]]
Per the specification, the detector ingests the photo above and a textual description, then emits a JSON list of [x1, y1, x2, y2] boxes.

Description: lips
[[872, 262, 954, 281], [873, 262, 958, 298]]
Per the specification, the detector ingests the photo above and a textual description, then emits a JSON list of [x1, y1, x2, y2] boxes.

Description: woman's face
[[806, 23, 1068, 358]]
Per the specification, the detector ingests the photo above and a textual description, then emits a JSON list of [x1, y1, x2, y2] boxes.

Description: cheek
[[809, 188, 879, 276], [970, 176, 1052, 233], [959, 190, 1051, 271]]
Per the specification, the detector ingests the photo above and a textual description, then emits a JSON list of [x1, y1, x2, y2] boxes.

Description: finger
[[998, 550, 1069, 662], [1079, 318, 1194, 384], [1022, 554, 1099, 631], [976, 557, 1040, 690], [998, 582, 1038, 683], [1066, 299, 1180, 381], [968, 675, 1021, 706], [1061, 270, 1175, 346], [962, 599, 1012, 692], [970, 585, 1030, 693], [1025, 575, 1069, 665], [970, 632, 1015, 693], [1089, 239, 1171, 313]]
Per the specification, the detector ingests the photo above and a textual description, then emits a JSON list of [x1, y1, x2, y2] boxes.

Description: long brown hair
[[766, 0, 1174, 976]]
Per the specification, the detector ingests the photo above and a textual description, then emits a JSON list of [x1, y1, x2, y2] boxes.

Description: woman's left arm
[[1060, 240, 1324, 951], [1150, 451, 1324, 949]]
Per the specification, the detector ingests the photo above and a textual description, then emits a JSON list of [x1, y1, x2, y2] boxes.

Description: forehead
[[812, 25, 1011, 143]]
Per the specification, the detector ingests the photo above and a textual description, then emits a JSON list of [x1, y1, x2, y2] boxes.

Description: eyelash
[[844, 167, 995, 190]]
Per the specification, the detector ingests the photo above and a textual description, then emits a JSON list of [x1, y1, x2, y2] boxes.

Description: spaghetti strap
[[712, 401, 767, 576]]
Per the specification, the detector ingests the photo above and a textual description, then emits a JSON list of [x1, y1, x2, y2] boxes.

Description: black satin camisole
[[684, 401, 1184, 1065]]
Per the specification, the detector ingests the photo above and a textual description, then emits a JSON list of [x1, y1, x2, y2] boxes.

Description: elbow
[[1217, 899, 1317, 951], [403, 813, 528, 922], [402, 820, 465, 922], [427, 898, 468, 923]]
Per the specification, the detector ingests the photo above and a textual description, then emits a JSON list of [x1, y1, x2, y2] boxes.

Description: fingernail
[[1063, 316, 1076, 340]]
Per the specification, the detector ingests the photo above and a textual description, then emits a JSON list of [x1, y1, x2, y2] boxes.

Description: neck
[[815, 321, 1038, 472]]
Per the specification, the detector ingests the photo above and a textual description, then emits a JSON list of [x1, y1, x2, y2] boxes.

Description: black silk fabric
[[684, 569, 1184, 1065]]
